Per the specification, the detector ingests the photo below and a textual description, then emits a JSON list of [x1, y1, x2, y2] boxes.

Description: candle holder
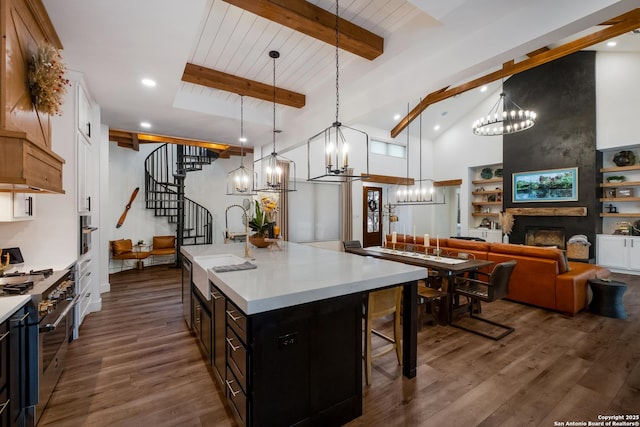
[[392, 243, 396, 253], [434, 248, 442, 259]]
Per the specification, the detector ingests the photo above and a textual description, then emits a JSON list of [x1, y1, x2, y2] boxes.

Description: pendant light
[[307, 0, 369, 182], [254, 50, 296, 193], [472, 91, 536, 136], [394, 101, 443, 205], [226, 95, 256, 195]]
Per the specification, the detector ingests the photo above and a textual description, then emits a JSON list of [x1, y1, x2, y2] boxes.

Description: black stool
[[587, 278, 627, 319]]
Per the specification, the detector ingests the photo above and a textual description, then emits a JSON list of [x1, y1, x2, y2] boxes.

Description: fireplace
[[525, 227, 565, 249]]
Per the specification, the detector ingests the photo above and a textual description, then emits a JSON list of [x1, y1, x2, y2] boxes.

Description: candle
[[342, 144, 349, 167], [424, 234, 429, 248], [391, 232, 397, 244], [326, 143, 333, 167], [436, 235, 440, 252], [403, 225, 406, 241], [413, 226, 416, 243]]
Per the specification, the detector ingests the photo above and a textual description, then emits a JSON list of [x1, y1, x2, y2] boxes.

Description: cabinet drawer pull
[[226, 337, 240, 352], [211, 292, 222, 300], [14, 312, 30, 323], [226, 379, 241, 397], [0, 399, 9, 415], [0, 331, 8, 343], [226, 310, 242, 322]]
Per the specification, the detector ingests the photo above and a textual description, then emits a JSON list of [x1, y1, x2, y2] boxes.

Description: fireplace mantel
[[506, 207, 587, 217]]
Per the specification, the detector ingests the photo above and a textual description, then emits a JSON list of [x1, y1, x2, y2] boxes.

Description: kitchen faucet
[[224, 204, 250, 258]]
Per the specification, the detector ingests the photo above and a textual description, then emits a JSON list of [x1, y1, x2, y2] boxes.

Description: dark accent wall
[[502, 51, 602, 257]]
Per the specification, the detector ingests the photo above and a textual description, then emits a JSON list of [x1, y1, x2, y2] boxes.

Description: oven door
[[36, 294, 79, 423]]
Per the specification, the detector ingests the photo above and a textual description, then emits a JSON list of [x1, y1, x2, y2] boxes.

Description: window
[[288, 181, 341, 242], [371, 139, 406, 158]]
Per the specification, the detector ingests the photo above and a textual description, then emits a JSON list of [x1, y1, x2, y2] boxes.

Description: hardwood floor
[[38, 266, 640, 426]]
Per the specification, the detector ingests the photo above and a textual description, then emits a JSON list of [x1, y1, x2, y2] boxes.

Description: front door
[[363, 187, 382, 247]]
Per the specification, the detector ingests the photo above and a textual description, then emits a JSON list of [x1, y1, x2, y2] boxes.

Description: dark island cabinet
[[3, 301, 37, 427], [210, 284, 226, 387], [209, 281, 363, 427], [192, 286, 212, 364]]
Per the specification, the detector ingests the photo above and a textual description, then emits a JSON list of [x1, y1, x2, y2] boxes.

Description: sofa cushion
[[490, 243, 569, 274], [447, 238, 491, 252], [111, 239, 132, 256]]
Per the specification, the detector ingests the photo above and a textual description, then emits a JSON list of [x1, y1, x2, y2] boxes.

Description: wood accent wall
[[0, 0, 65, 192]]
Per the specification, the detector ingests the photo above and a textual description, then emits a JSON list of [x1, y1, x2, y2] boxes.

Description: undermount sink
[[194, 254, 246, 269]]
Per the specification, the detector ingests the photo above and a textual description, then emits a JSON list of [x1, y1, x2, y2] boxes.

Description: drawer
[[0, 387, 7, 427], [226, 326, 248, 392], [0, 322, 7, 390], [226, 300, 247, 343], [226, 367, 247, 427]]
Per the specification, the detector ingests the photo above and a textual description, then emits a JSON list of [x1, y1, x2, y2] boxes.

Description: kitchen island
[[181, 241, 426, 427]]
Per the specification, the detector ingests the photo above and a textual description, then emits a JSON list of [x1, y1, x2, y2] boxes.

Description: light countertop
[[182, 241, 427, 315], [0, 295, 31, 323]]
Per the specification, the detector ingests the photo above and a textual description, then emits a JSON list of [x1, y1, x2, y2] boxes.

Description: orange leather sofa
[[384, 235, 611, 315]]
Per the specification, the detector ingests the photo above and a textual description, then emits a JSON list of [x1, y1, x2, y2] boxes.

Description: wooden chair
[[417, 280, 448, 327], [149, 235, 176, 264], [110, 239, 150, 271], [451, 260, 517, 340], [342, 240, 362, 251], [364, 286, 402, 386]]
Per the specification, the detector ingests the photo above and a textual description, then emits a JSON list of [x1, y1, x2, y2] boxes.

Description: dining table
[[344, 246, 494, 324]]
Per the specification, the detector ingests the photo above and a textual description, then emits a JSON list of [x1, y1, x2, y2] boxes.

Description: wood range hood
[[0, 0, 65, 194]]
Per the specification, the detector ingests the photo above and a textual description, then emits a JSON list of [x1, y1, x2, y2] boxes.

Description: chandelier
[[394, 102, 443, 205], [307, 0, 369, 182], [226, 95, 256, 195], [472, 92, 536, 136], [254, 51, 296, 193]]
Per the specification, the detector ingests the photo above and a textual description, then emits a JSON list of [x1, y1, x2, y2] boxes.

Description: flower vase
[[249, 234, 270, 248], [502, 234, 509, 244]]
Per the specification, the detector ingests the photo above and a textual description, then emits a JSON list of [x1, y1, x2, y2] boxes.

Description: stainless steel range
[[0, 267, 77, 426]]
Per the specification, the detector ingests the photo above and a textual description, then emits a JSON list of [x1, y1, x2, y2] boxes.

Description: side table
[[133, 243, 151, 269], [587, 278, 627, 319]]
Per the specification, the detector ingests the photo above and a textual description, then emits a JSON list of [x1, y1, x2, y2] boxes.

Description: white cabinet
[[76, 256, 94, 331], [0, 193, 35, 221], [77, 132, 93, 213], [468, 228, 502, 242], [596, 234, 640, 274], [77, 84, 93, 141]]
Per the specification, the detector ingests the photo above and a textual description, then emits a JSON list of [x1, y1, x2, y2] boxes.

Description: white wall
[[596, 51, 640, 150]]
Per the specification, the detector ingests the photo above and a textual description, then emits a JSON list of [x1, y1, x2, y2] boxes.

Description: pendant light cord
[[239, 95, 245, 166], [272, 52, 277, 154], [335, 0, 340, 126]]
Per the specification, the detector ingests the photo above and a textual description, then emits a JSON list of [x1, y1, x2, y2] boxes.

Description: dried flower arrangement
[[498, 211, 515, 235], [28, 44, 70, 115]]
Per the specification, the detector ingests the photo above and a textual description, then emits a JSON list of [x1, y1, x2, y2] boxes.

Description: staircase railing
[[144, 144, 216, 249]]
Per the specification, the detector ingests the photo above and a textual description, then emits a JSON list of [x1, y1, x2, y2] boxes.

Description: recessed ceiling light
[[607, 41, 617, 47], [140, 122, 151, 128], [141, 78, 156, 87], [433, 125, 440, 131], [480, 86, 488, 92], [239, 137, 247, 143], [393, 114, 401, 121]]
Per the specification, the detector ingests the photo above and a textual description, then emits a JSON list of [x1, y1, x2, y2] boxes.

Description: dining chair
[[149, 235, 176, 265], [363, 286, 402, 385], [342, 240, 362, 251], [451, 260, 516, 340], [417, 279, 447, 327]]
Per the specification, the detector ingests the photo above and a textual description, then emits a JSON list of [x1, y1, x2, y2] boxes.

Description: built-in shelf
[[472, 201, 502, 206], [600, 181, 640, 187], [471, 190, 502, 195], [472, 212, 500, 217], [471, 177, 503, 185], [600, 197, 640, 202], [600, 165, 640, 173], [600, 213, 640, 217]]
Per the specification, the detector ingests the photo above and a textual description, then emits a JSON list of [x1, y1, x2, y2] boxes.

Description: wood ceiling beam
[[108, 129, 253, 157], [222, 0, 383, 60], [182, 63, 306, 108], [390, 8, 640, 138]]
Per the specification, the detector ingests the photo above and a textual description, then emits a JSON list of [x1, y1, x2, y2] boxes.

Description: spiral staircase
[[144, 144, 216, 249]]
